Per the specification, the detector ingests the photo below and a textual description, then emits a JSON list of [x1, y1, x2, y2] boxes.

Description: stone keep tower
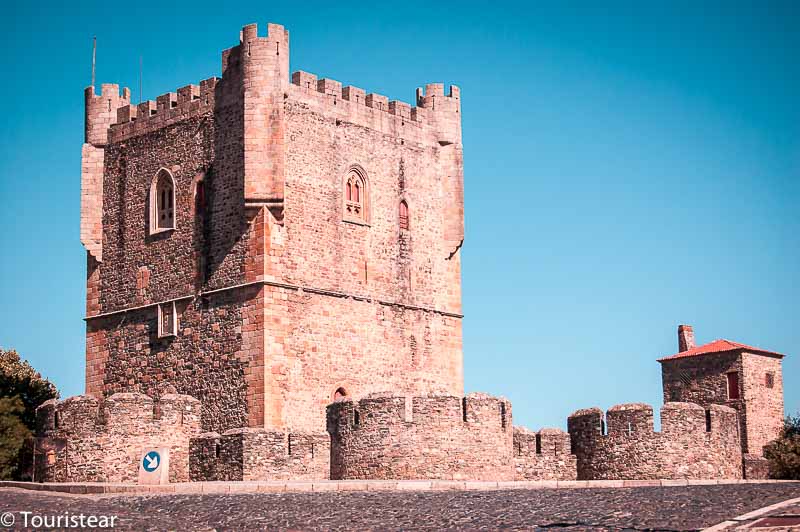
[[80, 23, 464, 434], [658, 325, 785, 458]]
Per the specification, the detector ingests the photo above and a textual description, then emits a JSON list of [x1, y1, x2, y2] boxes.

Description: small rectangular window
[[158, 301, 177, 338], [765, 372, 775, 389], [726, 372, 740, 400]]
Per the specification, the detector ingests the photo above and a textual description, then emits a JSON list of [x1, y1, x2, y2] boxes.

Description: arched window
[[149, 168, 176, 234], [399, 200, 409, 230], [333, 387, 348, 401], [343, 166, 368, 224]]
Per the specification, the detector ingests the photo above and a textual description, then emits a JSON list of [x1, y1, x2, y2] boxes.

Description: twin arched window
[[342, 166, 410, 230], [149, 169, 176, 234], [343, 167, 368, 224]]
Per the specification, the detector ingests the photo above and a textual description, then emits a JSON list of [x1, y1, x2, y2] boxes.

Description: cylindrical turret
[[84, 84, 130, 145]]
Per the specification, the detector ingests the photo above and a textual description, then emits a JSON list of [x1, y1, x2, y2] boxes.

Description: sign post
[[138, 447, 169, 485]]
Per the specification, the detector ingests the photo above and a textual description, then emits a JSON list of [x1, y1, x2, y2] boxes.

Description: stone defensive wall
[[35, 393, 201, 483], [288, 74, 460, 145], [107, 78, 220, 144], [567, 402, 743, 481], [513, 427, 577, 481], [103, 72, 459, 146], [189, 429, 329, 481], [97, 23, 460, 146], [326, 392, 513, 481]]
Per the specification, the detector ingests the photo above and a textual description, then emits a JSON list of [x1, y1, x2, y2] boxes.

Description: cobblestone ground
[[725, 499, 800, 530], [2, 484, 800, 531]]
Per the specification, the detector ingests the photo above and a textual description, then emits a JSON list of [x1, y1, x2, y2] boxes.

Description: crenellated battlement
[[567, 401, 742, 480], [327, 392, 512, 481], [86, 21, 461, 146], [109, 77, 219, 143], [286, 68, 461, 145], [36, 392, 200, 436], [328, 392, 509, 432], [189, 428, 329, 481], [85, 84, 130, 146], [568, 402, 738, 441], [513, 426, 578, 481], [289, 71, 459, 124], [35, 393, 201, 483]]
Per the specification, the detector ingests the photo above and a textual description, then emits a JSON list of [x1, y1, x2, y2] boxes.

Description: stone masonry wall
[[661, 351, 784, 456], [85, 286, 260, 433], [567, 402, 742, 480], [513, 427, 577, 481], [740, 352, 784, 456], [35, 393, 201, 483], [327, 393, 512, 481], [189, 429, 329, 481], [83, 22, 465, 436]]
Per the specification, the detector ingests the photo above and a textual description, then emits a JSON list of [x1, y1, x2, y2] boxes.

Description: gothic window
[[343, 166, 368, 224], [149, 168, 176, 234], [726, 371, 740, 400], [399, 200, 409, 230], [158, 301, 177, 338]]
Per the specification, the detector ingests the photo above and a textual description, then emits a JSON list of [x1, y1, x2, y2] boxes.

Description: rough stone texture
[[34, 393, 201, 483], [81, 22, 464, 436], [4, 483, 800, 531], [327, 393, 513, 481], [660, 349, 784, 457], [567, 402, 742, 480], [513, 427, 577, 481], [743, 453, 770, 480], [189, 429, 329, 481]]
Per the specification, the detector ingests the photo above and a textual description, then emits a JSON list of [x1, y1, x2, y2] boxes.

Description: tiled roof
[[658, 339, 784, 362]]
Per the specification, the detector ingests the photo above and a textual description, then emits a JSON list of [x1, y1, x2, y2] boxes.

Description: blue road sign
[[142, 450, 161, 472]]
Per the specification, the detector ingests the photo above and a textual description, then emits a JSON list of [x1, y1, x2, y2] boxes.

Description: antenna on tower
[[139, 55, 143, 105], [91, 36, 97, 88]]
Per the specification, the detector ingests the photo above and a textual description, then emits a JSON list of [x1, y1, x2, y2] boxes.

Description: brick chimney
[[678, 324, 695, 352]]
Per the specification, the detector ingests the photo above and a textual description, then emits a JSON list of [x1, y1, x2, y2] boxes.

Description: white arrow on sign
[[145, 454, 159, 470]]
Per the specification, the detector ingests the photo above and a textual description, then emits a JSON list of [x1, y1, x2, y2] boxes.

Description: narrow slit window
[[196, 180, 206, 215], [399, 200, 409, 230], [158, 301, 177, 338], [765, 372, 775, 389], [726, 372, 740, 400]]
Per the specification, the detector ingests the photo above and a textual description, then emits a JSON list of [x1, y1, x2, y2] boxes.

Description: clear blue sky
[[0, 1, 797, 430]]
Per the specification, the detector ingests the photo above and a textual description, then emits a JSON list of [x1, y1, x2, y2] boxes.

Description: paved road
[[2, 483, 800, 531]]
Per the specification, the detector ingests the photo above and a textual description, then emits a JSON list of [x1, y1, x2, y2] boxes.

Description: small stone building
[[659, 325, 785, 477]]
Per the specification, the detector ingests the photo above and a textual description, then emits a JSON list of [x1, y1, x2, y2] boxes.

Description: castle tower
[[658, 324, 785, 457], [80, 23, 464, 434]]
